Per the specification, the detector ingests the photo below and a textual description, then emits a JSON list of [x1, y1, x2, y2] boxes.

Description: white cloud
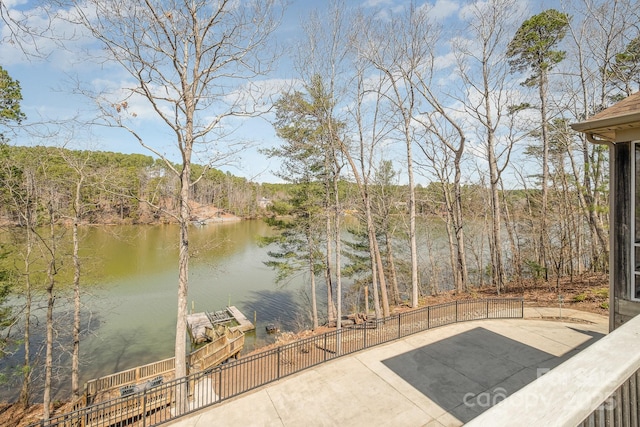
[[2, 0, 28, 9], [428, 0, 460, 21], [459, 0, 529, 25], [361, 0, 396, 8], [222, 77, 303, 117], [0, 1, 102, 69], [433, 51, 457, 71]]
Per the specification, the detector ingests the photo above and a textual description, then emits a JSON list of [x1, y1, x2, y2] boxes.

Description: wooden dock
[[186, 312, 212, 344], [226, 305, 255, 332], [186, 306, 255, 344]]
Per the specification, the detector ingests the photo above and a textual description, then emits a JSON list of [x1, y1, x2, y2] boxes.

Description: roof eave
[[571, 111, 640, 138]]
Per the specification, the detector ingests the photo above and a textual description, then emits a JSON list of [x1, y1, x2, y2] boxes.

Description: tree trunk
[[452, 159, 469, 293], [19, 210, 34, 409], [16, 170, 36, 409], [309, 242, 319, 329], [445, 215, 460, 293], [372, 232, 390, 317], [367, 223, 382, 320], [174, 164, 190, 413], [43, 200, 56, 421], [72, 175, 83, 399], [406, 126, 419, 308], [539, 74, 550, 281], [385, 232, 400, 305], [501, 180, 523, 288], [487, 128, 505, 293], [334, 172, 342, 353], [325, 184, 336, 325]]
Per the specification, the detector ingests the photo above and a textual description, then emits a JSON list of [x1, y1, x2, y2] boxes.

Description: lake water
[[1, 220, 310, 400], [1, 217, 464, 402]]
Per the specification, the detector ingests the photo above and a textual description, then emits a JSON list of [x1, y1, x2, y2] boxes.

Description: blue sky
[[1, 0, 553, 185]]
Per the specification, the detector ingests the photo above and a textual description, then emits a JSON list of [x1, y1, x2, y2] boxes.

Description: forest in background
[[0, 145, 288, 224]]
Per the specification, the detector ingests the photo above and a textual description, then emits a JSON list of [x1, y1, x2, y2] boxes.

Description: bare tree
[[361, 3, 472, 296], [64, 0, 284, 407], [454, 0, 524, 292], [357, 4, 426, 307], [370, 160, 403, 304], [296, 2, 393, 323], [0, 151, 37, 408], [0, 1, 58, 59], [57, 145, 93, 400], [345, 20, 399, 318], [0, 65, 34, 409], [42, 192, 57, 420], [559, 0, 640, 271]]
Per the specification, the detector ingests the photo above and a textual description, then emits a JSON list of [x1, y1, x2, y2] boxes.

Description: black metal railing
[[31, 298, 523, 427]]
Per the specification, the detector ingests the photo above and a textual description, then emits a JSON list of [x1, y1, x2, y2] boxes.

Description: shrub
[[573, 293, 587, 302]]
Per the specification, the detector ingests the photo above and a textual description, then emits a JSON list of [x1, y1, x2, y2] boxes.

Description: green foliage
[[507, 103, 533, 114], [607, 36, 640, 97], [593, 287, 609, 299], [507, 9, 570, 87], [571, 287, 608, 304], [260, 74, 348, 290], [573, 293, 587, 302], [524, 259, 547, 280], [0, 66, 26, 132], [260, 216, 324, 286], [266, 200, 295, 216], [260, 182, 325, 287], [0, 145, 256, 223]]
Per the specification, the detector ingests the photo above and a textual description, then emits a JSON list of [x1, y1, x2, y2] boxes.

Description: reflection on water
[[243, 289, 309, 335], [0, 220, 309, 401]]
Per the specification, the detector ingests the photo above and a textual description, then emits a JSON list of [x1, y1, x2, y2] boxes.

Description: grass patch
[[593, 288, 609, 299]]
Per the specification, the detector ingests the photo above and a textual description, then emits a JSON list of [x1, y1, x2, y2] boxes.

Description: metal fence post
[[277, 348, 281, 379], [142, 393, 148, 427], [363, 323, 367, 349], [324, 334, 328, 362], [26, 297, 530, 427]]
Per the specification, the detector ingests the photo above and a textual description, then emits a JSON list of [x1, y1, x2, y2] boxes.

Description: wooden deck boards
[[227, 305, 255, 332], [186, 306, 255, 344], [186, 312, 212, 344]]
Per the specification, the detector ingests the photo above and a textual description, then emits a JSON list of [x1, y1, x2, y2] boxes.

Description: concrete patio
[[167, 307, 608, 427]]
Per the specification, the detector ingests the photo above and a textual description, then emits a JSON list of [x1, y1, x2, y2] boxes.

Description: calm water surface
[[1, 220, 309, 399], [1, 217, 459, 401], [80, 221, 309, 380]]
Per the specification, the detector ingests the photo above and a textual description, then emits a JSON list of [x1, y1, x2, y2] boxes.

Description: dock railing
[[85, 357, 176, 405], [31, 298, 523, 427], [84, 328, 244, 405], [188, 328, 245, 373]]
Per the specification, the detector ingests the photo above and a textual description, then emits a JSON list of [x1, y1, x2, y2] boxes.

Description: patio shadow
[[382, 326, 604, 423]]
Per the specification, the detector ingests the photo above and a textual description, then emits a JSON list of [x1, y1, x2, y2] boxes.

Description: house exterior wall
[[612, 142, 640, 330]]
